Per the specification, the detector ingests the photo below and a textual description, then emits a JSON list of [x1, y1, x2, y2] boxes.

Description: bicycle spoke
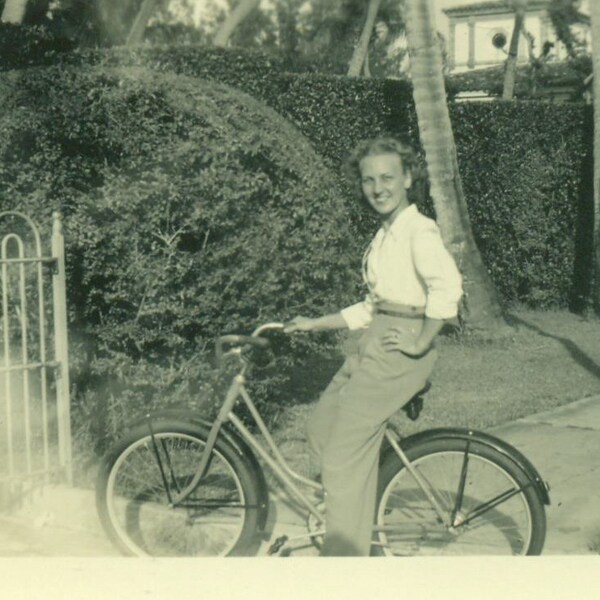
[[159, 437, 183, 495], [459, 486, 525, 527], [377, 445, 539, 556], [103, 430, 250, 556], [451, 440, 470, 525], [148, 430, 174, 505]]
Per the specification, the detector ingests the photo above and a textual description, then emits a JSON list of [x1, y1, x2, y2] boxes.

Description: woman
[[284, 137, 463, 556]]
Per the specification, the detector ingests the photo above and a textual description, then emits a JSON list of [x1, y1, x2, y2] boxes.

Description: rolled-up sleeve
[[340, 295, 375, 330], [412, 223, 463, 320]]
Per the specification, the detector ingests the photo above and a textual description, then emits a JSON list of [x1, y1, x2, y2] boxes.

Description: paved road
[[492, 396, 600, 555], [1, 395, 600, 557]]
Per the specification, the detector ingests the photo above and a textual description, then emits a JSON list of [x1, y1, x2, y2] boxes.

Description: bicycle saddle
[[401, 382, 431, 421]]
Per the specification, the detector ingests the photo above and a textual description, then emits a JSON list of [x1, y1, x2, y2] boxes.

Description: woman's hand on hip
[[382, 326, 428, 357]]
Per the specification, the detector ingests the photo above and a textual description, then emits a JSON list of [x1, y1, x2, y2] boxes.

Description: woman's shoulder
[[410, 206, 439, 234]]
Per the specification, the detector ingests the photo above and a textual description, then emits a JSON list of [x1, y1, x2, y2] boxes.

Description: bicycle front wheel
[[375, 437, 546, 556], [96, 420, 263, 557]]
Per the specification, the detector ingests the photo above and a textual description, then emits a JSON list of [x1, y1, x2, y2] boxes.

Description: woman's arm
[[283, 312, 349, 333], [411, 223, 463, 321], [382, 221, 462, 357]]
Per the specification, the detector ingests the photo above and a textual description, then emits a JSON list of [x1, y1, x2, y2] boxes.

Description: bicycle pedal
[[267, 535, 289, 555]]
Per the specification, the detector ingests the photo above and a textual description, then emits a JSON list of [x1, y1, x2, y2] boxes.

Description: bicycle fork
[[146, 375, 245, 508]]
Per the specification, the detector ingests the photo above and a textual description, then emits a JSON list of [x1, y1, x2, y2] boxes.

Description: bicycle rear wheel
[[375, 437, 546, 556], [96, 420, 263, 557]]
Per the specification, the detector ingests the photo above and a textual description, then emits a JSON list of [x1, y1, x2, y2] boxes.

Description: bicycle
[[95, 322, 551, 557]]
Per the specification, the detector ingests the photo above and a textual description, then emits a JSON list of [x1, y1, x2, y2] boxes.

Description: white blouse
[[341, 204, 463, 330]]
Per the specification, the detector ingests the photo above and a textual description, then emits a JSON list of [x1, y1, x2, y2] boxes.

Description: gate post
[[51, 212, 72, 484]]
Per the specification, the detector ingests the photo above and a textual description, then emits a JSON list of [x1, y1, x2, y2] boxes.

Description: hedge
[[451, 101, 589, 308], [0, 35, 587, 307], [73, 44, 589, 309], [0, 64, 360, 451]]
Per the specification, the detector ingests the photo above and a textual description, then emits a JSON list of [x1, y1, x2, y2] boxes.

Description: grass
[[270, 308, 600, 476], [70, 307, 600, 485]]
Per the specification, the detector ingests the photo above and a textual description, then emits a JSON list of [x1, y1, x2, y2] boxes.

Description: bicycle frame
[[99, 322, 549, 557], [166, 322, 453, 533]]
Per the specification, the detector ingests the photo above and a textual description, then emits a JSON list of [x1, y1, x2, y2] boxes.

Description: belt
[[375, 302, 425, 319]]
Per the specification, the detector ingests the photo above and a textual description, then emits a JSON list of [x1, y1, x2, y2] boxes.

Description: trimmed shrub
[[0, 64, 359, 450], [0, 23, 76, 69], [73, 45, 589, 309], [1, 37, 588, 308], [90, 46, 418, 168]]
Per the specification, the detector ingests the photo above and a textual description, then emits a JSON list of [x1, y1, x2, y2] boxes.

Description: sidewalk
[[491, 395, 600, 555], [1, 395, 600, 557]]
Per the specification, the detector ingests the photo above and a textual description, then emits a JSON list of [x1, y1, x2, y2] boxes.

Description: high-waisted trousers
[[306, 313, 437, 556]]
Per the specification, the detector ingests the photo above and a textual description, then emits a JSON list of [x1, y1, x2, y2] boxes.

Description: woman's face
[[359, 152, 412, 221]]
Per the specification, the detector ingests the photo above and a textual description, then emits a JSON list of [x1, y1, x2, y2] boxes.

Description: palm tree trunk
[[404, 0, 505, 329], [214, 0, 261, 47], [502, 0, 528, 100], [363, 47, 372, 77], [126, 0, 159, 46], [1, 0, 28, 23], [277, 0, 299, 56], [347, 0, 382, 77], [591, 1, 600, 312]]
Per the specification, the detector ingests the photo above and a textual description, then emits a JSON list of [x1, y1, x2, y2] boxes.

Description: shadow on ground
[[508, 313, 600, 380]]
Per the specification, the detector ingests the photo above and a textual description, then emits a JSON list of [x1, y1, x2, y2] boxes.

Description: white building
[[442, 0, 590, 73]]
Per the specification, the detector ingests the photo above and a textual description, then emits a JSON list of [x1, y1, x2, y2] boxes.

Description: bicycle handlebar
[[215, 322, 286, 364], [219, 334, 270, 350]]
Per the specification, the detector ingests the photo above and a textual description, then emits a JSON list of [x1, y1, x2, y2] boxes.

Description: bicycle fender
[[384, 427, 551, 506], [122, 409, 271, 530]]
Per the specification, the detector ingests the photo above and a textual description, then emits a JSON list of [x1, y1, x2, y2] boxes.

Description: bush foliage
[[79, 44, 588, 309], [1, 37, 587, 306], [0, 23, 76, 69], [0, 37, 592, 452], [451, 101, 588, 307], [0, 64, 359, 449]]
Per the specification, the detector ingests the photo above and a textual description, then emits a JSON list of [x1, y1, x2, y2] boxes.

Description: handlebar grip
[[220, 335, 270, 349], [215, 334, 270, 365]]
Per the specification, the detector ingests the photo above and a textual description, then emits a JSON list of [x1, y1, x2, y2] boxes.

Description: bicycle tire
[[374, 436, 546, 556], [96, 419, 264, 557]]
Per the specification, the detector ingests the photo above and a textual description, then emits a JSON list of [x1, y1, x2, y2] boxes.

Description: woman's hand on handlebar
[[283, 316, 315, 333]]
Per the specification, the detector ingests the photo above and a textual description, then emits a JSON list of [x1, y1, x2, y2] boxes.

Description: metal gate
[[0, 211, 71, 509]]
